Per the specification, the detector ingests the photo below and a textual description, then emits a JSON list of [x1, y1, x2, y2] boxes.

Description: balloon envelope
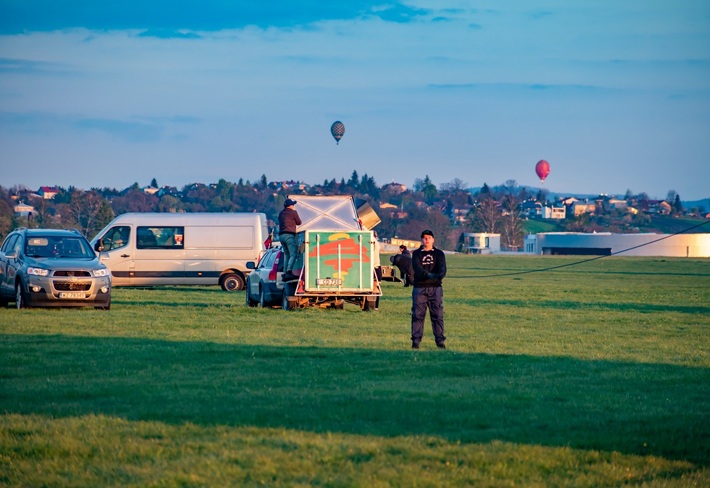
[[535, 160, 550, 182], [331, 121, 345, 145]]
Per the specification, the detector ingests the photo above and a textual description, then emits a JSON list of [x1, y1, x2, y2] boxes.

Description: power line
[[451, 219, 710, 279]]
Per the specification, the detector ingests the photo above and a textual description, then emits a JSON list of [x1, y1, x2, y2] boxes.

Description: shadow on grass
[[112, 300, 237, 308], [450, 270, 710, 278], [119, 287, 228, 294], [1, 334, 708, 465], [384, 295, 710, 315]]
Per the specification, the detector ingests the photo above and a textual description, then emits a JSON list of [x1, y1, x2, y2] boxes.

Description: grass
[[1, 255, 709, 487], [648, 216, 709, 234], [523, 219, 563, 234]]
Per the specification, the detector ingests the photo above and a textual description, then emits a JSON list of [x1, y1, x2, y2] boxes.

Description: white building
[[463, 233, 500, 254], [524, 232, 710, 257], [13, 203, 35, 217], [541, 206, 566, 219]]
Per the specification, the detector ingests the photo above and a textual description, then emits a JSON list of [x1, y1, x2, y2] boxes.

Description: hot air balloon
[[331, 121, 345, 145], [535, 160, 550, 183]]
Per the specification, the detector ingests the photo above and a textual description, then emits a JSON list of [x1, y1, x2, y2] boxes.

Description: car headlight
[[27, 267, 49, 276], [93, 268, 109, 277]]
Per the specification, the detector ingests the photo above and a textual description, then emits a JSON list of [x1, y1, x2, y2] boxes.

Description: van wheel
[[16, 282, 29, 309], [221, 273, 244, 292]]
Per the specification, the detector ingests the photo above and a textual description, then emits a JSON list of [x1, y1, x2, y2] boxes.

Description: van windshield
[[25, 236, 95, 259]]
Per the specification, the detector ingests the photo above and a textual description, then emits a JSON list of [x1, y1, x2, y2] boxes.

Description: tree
[[151, 178, 158, 188], [468, 198, 500, 233], [439, 178, 470, 206], [347, 170, 359, 189], [536, 188, 549, 204], [158, 195, 182, 212], [30, 197, 55, 228], [414, 175, 438, 204], [500, 190, 523, 249], [66, 190, 114, 237], [673, 194, 683, 215], [666, 190, 677, 204]]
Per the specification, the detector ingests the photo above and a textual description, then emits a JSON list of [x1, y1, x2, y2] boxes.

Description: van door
[[133, 226, 185, 285], [184, 226, 217, 285], [97, 226, 134, 285]]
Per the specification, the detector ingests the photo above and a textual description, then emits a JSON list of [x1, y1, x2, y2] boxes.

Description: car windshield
[[25, 236, 95, 259]]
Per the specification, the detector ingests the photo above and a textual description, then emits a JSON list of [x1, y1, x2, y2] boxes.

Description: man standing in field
[[411, 229, 447, 349], [278, 198, 301, 281]]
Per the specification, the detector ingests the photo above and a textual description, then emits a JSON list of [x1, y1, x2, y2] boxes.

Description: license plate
[[59, 292, 85, 299], [316, 278, 342, 286]]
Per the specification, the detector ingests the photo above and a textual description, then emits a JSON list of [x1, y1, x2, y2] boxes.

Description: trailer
[[281, 196, 381, 310]]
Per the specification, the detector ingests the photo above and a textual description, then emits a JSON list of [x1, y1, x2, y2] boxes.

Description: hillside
[[645, 216, 710, 234], [523, 219, 564, 234]]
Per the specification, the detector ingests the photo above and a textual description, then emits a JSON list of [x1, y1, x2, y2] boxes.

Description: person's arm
[[434, 250, 447, 280], [294, 210, 302, 226], [412, 251, 428, 281]]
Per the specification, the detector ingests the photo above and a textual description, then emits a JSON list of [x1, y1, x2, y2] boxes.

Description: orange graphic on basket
[[309, 237, 370, 277]]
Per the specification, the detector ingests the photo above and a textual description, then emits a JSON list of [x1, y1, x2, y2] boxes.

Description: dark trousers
[[411, 286, 445, 345], [374, 266, 382, 308]]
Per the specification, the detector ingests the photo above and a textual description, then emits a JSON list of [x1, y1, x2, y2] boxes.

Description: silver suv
[[245, 246, 285, 308], [0, 228, 111, 309]]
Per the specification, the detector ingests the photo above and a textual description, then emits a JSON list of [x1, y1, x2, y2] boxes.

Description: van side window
[[137, 226, 185, 250], [102, 226, 131, 251]]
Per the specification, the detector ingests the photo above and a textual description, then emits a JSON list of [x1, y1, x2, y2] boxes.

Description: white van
[[91, 213, 268, 291]]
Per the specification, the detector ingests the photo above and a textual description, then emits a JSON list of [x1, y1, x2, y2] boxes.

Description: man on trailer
[[278, 198, 301, 281]]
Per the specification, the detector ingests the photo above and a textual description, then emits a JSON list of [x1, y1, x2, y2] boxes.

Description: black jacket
[[392, 253, 414, 281], [412, 247, 447, 287]]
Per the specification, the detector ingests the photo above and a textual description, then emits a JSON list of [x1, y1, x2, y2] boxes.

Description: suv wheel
[[221, 273, 244, 292], [259, 287, 268, 308], [16, 282, 28, 309], [245, 284, 258, 307]]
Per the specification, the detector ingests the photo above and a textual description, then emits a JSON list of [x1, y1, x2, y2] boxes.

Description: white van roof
[[108, 212, 267, 226]]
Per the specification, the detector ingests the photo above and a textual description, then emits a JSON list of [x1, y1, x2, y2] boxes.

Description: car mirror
[[246, 261, 256, 269], [5, 251, 17, 260], [94, 241, 104, 252]]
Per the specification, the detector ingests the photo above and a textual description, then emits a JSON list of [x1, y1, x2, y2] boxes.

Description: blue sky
[[1, 1, 709, 200]]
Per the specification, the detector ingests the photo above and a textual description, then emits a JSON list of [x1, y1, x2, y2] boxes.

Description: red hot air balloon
[[331, 121, 345, 145], [535, 160, 550, 183]]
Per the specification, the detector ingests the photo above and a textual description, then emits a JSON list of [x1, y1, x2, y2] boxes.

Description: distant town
[[2, 172, 708, 251]]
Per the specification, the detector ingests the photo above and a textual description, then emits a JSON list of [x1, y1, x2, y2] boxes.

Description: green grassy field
[[1, 255, 709, 487], [523, 219, 563, 234]]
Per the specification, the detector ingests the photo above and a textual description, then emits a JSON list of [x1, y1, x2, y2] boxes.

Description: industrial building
[[524, 232, 710, 257]]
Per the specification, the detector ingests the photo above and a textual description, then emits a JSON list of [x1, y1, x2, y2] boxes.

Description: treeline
[[1, 173, 701, 250], [0, 172, 473, 249]]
